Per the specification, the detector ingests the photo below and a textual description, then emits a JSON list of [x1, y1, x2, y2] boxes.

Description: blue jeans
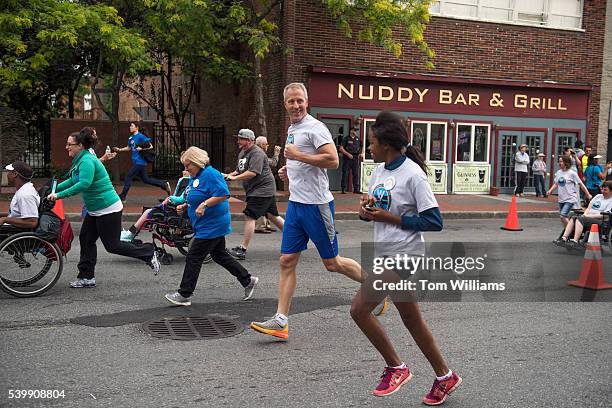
[[119, 164, 166, 199]]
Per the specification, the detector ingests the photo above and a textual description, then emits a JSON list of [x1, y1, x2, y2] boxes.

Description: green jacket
[[56, 150, 119, 212]]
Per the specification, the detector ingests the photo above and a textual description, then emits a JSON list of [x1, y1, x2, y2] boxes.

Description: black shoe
[[229, 246, 246, 260]]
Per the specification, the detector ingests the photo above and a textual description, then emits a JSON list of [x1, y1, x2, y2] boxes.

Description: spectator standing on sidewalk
[[47, 129, 160, 288], [532, 153, 547, 197], [226, 129, 284, 260], [164, 146, 258, 306], [339, 126, 363, 194], [606, 160, 612, 182], [254, 136, 281, 233], [113, 122, 171, 201], [514, 144, 529, 197]]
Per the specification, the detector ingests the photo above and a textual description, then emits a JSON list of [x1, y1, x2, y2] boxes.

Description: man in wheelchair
[[0, 161, 39, 239], [554, 180, 612, 249]]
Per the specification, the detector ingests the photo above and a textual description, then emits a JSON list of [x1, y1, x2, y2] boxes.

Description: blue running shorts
[[280, 201, 339, 259]]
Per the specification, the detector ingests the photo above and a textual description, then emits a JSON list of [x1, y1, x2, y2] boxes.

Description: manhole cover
[[142, 315, 243, 340]]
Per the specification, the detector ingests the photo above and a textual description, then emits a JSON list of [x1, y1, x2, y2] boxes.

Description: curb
[[65, 211, 560, 222]]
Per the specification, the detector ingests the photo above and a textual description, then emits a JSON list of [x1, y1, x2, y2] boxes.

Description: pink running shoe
[[372, 366, 412, 397], [422, 372, 462, 405]]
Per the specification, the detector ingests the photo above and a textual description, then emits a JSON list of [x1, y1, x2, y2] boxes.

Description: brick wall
[[278, 0, 606, 144], [50, 119, 155, 176]]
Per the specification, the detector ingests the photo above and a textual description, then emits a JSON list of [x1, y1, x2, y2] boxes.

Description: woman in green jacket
[[47, 129, 160, 288]]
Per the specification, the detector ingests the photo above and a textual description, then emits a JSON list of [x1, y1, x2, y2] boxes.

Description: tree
[[121, 0, 278, 151]]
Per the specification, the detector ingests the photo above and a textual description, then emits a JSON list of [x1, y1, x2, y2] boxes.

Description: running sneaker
[[373, 296, 390, 316], [373, 366, 412, 397], [203, 254, 213, 264], [242, 276, 259, 301], [422, 372, 462, 406], [164, 291, 192, 306], [250, 318, 288, 340], [120, 229, 134, 242], [70, 278, 96, 288], [149, 251, 161, 275], [229, 246, 246, 260]]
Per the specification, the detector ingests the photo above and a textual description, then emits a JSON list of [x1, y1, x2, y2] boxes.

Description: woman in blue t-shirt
[[583, 153, 605, 198], [164, 146, 258, 306]]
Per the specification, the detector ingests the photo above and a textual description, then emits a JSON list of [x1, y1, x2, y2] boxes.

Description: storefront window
[[362, 118, 375, 161], [455, 123, 490, 163], [411, 121, 447, 162]]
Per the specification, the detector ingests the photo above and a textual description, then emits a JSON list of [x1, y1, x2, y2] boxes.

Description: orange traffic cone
[[500, 195, 523, 231], [51, 199, 65, 221], [568, 224, 612, 290]]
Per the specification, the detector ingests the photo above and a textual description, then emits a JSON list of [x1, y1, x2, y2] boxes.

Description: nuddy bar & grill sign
[[309, 72, 590, 119]]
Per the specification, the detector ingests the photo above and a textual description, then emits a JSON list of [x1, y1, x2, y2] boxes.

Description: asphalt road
[[1, 219, 611, 407]]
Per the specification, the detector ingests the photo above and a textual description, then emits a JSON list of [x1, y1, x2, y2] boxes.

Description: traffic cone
[[51, 199, 65, 221], [568, 224, 612, 290], [500, 195, 523, 231]]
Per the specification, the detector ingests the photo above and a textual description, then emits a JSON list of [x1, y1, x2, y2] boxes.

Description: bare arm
[[284, 143, 339, 169], [1, 216, 38, 229], [227, 170, 257, 181], [338, 145, 352, 159]]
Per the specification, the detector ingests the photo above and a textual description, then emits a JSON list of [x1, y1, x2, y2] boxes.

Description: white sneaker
[[120, 229, 134, 242], [149, 251, 161, 275]]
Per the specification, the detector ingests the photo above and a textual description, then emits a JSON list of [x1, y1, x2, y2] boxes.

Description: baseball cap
[[594, 154, 603, 159], [235, 129, 255, 141], [5, 161, 33, 180]]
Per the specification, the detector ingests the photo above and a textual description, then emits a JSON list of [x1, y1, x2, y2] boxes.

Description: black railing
[[152, 124, 225, 178], [24, 120, 51, 177]]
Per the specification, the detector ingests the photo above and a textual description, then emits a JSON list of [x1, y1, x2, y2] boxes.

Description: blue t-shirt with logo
[[186, 165, 231, 239], [128, 132, 151, 166]]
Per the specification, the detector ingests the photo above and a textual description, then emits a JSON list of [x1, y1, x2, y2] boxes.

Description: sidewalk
[[1, 180, 560, 221]]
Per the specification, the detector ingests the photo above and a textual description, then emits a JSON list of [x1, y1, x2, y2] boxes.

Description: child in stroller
[[120, 171, 212, 265]]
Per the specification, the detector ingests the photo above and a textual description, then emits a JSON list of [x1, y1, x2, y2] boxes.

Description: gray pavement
[[1, 219, 611, 407]]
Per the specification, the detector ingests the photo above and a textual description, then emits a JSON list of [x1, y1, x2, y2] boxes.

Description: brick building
[[193, 0, 607, 193]]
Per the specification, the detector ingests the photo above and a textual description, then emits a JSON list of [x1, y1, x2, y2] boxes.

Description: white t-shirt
[[8, 182, 40, 219], [286, 114, 335, 204], [585, 194, 612, 216], [369, 158, 438, 256], [554, 169, 582, 206]]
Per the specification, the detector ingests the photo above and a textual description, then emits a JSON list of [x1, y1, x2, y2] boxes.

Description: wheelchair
[[0, 190, 64, 297], [134, 203, 193, 265], [554, 209, 612, 253]]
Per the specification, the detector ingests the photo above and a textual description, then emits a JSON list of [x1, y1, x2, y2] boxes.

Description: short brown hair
[[602, 180, 612, 190]]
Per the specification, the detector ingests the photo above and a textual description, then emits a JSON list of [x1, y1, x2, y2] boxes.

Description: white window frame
[[455, 123, 491, 163], [430, 0, 584, 31], [362, 118, 376, 162], [411, 121, 448, 163]]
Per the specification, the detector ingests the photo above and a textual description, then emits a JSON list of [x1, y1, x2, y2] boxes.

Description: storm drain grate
[[142, 315, 243, 340]]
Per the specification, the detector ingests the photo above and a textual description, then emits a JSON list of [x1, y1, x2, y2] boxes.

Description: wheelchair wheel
[[0, 232, 63, 297], [161, 253, 174, 265]]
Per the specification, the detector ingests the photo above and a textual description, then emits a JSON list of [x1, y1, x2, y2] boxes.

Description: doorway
[[497, 129, 546, 194], [320, 117, 350, 191]]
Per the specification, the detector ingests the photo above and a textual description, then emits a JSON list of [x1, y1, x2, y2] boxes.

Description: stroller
[[134, 203, 193, 265]]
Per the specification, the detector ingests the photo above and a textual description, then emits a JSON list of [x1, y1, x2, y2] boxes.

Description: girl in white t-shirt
[[547, 155, 591, 226], [353, 111, 461, 405]]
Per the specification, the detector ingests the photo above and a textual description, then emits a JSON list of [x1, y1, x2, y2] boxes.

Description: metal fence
[[24, 120, 51, 177], [152, 124, 225, 178]]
